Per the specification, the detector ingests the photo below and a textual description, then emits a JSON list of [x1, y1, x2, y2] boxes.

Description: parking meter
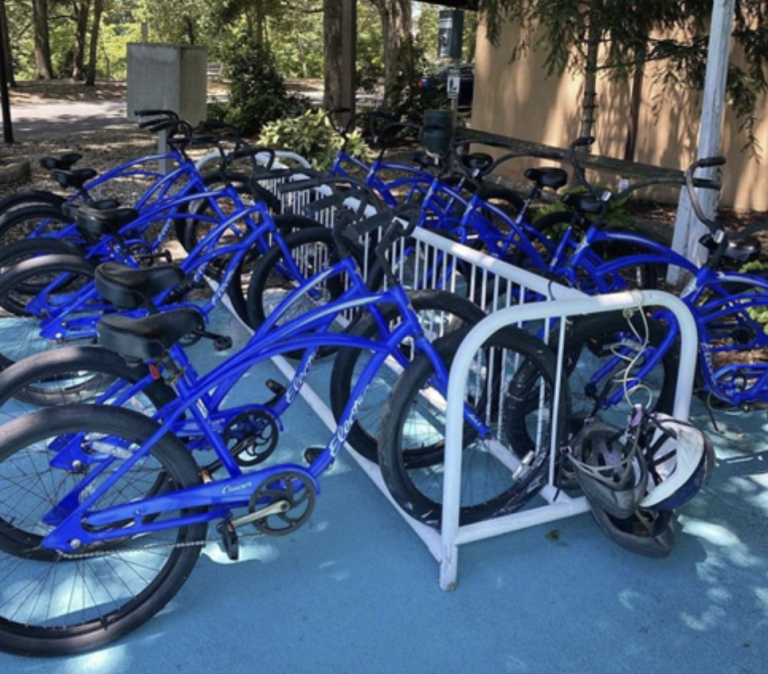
[[438, 10, 464, 60]]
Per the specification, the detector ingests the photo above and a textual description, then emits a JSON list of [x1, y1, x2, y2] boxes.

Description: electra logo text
[[222, 481, 253, 495], [214, 268, 234, 303], [329, 395, 365, 456], [286, 351, 317, 404]]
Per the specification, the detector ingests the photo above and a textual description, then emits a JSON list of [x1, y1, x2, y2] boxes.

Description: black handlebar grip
[[691, 177, 722, 190], [134, 109, 179, 120], [573, 136, 595, 147], [145, 119, 183, 134], [697, 156, 727, 168], [533, 149, 563, 160]]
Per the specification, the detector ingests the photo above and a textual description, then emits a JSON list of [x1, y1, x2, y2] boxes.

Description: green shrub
[[259, 109, 372, 171], [739, 260, 768, 333], [385, 36, 447, 123], [220, 37, 309, 136]]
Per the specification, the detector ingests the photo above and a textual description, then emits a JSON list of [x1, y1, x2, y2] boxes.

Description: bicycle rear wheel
[[560, 310, 677, 427], [0, 254, 99, 369], [246, 227, 367, 358], [330, 290, 486, 462], [0, 404, 205, 656], [0, 345, 176, 423]]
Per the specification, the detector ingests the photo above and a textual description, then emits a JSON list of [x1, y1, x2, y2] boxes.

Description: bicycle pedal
[[303, 445, 332, 468], [265, 379, 286, 395], [263, 379, 287, 407], [217, 520, 239, 561]]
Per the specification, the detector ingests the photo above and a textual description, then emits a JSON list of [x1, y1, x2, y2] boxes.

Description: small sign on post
[[446, 68, 461, 100]]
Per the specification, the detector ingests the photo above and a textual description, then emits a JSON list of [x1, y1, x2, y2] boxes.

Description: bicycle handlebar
[[450, 137, 563, 178], [135, 109, 179, 121]]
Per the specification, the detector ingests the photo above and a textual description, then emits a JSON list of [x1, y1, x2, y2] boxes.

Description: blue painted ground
[[1, 306, 766, 673]]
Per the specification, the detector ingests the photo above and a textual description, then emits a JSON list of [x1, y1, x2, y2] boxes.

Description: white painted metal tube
[[439, 290, 698, 589]]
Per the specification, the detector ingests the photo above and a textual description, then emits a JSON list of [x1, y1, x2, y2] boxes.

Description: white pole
[[669, 0, 736, 284]]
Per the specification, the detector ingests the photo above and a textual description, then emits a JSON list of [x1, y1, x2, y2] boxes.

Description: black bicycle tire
[[0, 204, 72, 249], [223, 214, 335, 324], [0, 191, 65, 222], [0, 237, 86, 314], [0, 404, 205, 656], [558, 310, 678, 423], [0, 344, 176, 410], [477, 184, 526, 217], [330, 290, 487, 462], [245, 227, 363, 358], [0, 254, 97, 369], [378, 326, 568, 527]]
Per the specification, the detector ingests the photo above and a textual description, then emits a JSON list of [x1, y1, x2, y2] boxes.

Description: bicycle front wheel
[[0, 404, 205, 656], [378, 327, 569, 527]]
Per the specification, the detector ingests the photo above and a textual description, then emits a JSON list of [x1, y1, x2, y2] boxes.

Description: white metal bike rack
[[215, 183, 700, 590]]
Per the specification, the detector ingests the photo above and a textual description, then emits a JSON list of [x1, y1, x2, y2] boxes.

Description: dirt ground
[[8, 79, 128, 104]]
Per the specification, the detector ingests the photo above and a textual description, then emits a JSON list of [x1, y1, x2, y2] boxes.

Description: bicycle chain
[[58, 530, 268, 560]]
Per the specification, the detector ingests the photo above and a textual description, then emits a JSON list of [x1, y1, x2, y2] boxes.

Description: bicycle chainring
[[224, 409, 280, 467], [248, 470, 316, 536]]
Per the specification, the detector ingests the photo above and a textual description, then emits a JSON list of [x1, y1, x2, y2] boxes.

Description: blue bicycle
[[0, 160, 350, 368], [540, 155, 768, 430], [0, 207, 566, 655], [0, 114, 277, 258]]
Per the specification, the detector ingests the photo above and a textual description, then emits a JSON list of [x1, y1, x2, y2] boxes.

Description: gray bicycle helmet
[[567, 420, 648, 519], [590, 505, 676, 558], [639, 413, 715, 511]]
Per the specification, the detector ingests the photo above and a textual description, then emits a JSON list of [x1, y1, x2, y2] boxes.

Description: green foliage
[[356, 3, 386, 93], [739, 260, 768, 332], [259, 109, 372, 171], [385, 35, 447, 122], [220, 37, 309, 136], [535, 185, 633, 230], [415, 2, 439, 60]]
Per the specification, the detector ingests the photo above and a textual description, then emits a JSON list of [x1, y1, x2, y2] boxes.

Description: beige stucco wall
[[471, 21, 768, 211]]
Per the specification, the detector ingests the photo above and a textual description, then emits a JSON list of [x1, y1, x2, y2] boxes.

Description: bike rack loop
[[439, 289, 698, 590]]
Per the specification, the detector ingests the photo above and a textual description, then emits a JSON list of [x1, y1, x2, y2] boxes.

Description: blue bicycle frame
[[35, 250, 492, 552]]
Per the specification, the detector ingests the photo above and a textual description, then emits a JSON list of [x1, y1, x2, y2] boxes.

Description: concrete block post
[[127, 43, 208, 172]]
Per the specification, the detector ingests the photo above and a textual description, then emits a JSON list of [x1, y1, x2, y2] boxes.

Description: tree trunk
[[184, 16, 196, 44], [0, 0, 15, 86], [243, 5, 253, 38], [578, 6, 600, 145], [623, 43, 646, 162], [371, 0, 412, 102], [255, 0, 265, 46], [85, 0, 103, 86], [323, 0, 343, 109], [296, 32, 308, 79], [32, 0, 55, 79], [72, 0, 90, 81]]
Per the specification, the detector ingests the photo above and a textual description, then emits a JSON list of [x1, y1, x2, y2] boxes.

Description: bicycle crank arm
[[230, 500, 290, 528]]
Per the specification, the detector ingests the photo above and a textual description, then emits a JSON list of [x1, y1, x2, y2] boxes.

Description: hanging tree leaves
[[478, 0, 768, 152]]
